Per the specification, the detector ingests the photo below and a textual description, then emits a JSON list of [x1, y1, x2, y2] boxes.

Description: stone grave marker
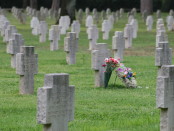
[[169, 9, 174, 17], [146, 15, 153, 31], [142, 10, 147, 22], [91, 43, 110, 87], [7, 33, 24, 68], [156, 31, 168, 47], [64, 32, 78, 65], [37, 73, 75, 131], [39, 21, 48, 43], [102, 20, 111, 40], [77, 9, 83, 24], [30, 17, 40, 35], [155, 41, 172, 75], [85, 15, 93, 28], [16, 46, 38, 94], [49, 25, 61, 51], [156, 18, 164, 29], [112, 31, 125, 61], [85, 8, 90, 17], [87, 25, 99, 50], [59, 16, 70, 34], [120, 8, 124, 18], [71, 20, 80, 39], [156, 10, 161, 18], [130, 19, 138, 38], [166, 15, 174, 31], [0, 21, 9, 37], [156, 65, 174, 131], [124, 24, 133, 48], [5, 25, 17, 43], [108, 15, 114, 29]]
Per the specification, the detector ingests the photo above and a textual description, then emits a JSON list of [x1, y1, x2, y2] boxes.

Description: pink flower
[[102, 64, 106, 67]]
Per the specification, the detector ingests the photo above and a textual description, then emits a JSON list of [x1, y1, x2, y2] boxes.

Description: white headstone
[[5, 25, 17, 43], [49, 25, 61, 51], [91, 43, 110, 87], [156, 65, 174, 131], [37, 73, 75, 131], [130, 19, 138, 38], [166, 15, 174, 31], [7, 33, 24, 68], [87, 25, 99, 50], [124, 24, 133, 48], [39, 21, 48, 43], [64, 32, 78, 65], [146, 15, 153, 31], [16, 46, 38, 94], [30, 17, 40, 35], [71, 20, 80, 39], [112, 31, 125, 61], [85, 15, 93, 28], [102, 20, 111, 40]]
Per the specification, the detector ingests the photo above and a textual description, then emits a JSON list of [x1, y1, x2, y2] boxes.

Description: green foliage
[[0, 12, 174, 131]]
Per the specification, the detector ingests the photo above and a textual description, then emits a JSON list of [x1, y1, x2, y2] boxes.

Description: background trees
[[0, 0, 173, 12]]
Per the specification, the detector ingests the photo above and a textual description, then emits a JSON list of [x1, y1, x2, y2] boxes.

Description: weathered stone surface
[[16, 46, 38, 94], [146, 15, 153, 31], [64, 32, 78, 65], [124, 24, 133, 48], [91, 43, 110, 87], [102, 20, 111, 40], [71, 20, 80, 39], [39, 21, 48, 43], [5, 25, 17, 43], [112, 31, 125, 61], [30, 17, 40, 35], [49, 25, 61, 51], [87, 25, 98, 50], [85, 15, 93, 28], [7, 33, 24, 68], [156, 65, 174, 131], [37, 73, 75, 131]]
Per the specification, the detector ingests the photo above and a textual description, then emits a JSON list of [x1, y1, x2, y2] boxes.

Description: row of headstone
[[0, 15, 39, 95], [11, 7, 26, 24], [30, 17, 48, 43], [155, 17, 173, 131]]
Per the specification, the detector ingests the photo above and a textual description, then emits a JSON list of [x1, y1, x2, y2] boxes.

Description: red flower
[[102, 64, 106, 67]]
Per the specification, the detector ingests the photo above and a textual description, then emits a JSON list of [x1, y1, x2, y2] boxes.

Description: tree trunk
[[52, 0, 60, 11], [140, 0, 153, 15], [30, 0, 38, 9], [23, 0, 29, 9], [56, 0, 76, 24]]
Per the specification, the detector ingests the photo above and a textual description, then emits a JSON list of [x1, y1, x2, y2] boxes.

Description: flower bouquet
[[102, 57, 137, 88], [116, 63, 137, 88], [103, 57, 120, 88]]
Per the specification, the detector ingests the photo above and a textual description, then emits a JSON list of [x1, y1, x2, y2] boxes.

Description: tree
[[140, 0, 153, 14], [23, 0, 29, 9], [56, 0, 76, 24], [30, 0, 38, 9], [161, 0, 174, 11], [51, 0, 60, 11]]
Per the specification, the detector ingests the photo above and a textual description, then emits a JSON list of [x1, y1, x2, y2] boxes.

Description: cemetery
[[0, 1, 174, 130]]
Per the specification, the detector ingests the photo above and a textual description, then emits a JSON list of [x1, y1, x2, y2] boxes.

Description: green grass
[[0, 12, 173, 131]]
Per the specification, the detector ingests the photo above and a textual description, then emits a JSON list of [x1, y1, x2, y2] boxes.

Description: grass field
[[0, 11, 174, 131]]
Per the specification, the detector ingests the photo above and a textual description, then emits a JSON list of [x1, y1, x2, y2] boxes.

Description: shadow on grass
[[103, 84, 136, 90]]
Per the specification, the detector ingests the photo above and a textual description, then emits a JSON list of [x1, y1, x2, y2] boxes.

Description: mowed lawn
[[0, 11, 174, 131]]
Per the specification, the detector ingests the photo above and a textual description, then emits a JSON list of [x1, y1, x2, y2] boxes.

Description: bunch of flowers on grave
[[102, 57, 137, 88], [102, 57, 120, 88], [116, 63, 137, 88]]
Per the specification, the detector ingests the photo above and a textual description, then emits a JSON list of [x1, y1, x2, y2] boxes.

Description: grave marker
[[112, 31, 125, 61], [16, 46, 38, 94], [37, 73, 75, 131], [49, 25, 61, 51], [64, 32, 78, 65], [7, 33, 24, 68], [91, 43, 110, 87]]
